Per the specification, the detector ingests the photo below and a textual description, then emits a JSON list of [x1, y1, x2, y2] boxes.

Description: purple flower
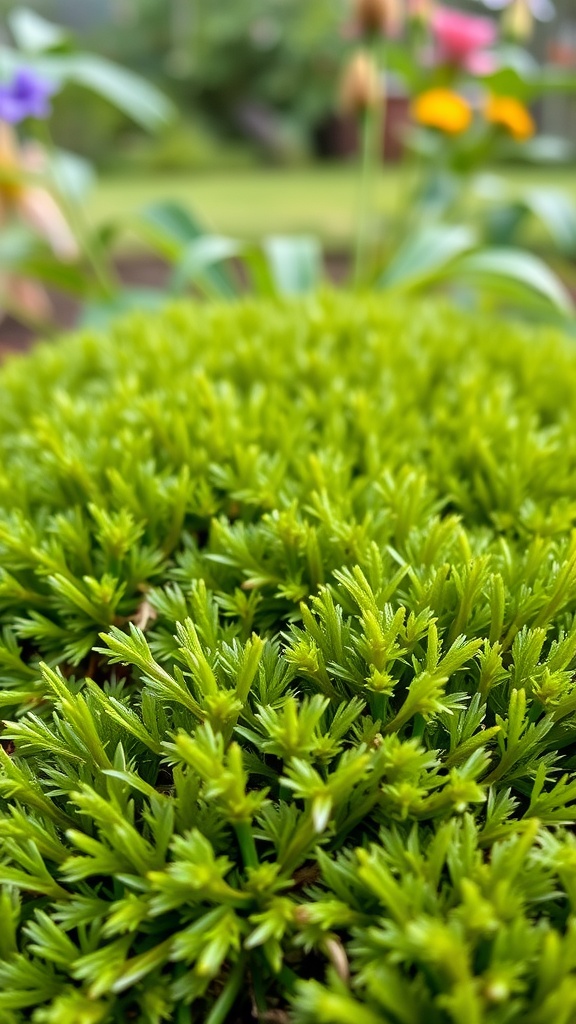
[[0, 68, 57, 124]]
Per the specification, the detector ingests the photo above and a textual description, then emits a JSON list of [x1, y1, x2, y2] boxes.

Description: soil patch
[[0, 255, 349, 360], [0, 256, 172, 360]]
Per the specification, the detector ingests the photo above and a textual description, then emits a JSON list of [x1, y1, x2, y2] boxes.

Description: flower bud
[[408, 0, 435, 25], [340, 51, 383, 117], [354, 0, 404, 37], [0, 122, 22, 203], [502, 0, 533, 41]]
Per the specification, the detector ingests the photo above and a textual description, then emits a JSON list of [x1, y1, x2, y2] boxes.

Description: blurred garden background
[[0, 0, 575, 345]]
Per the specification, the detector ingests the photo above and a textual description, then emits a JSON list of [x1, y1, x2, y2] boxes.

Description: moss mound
[[2, 295, 576, 1023]]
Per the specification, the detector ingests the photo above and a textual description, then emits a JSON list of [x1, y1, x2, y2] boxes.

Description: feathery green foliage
[[2, 295, 576, 1022]]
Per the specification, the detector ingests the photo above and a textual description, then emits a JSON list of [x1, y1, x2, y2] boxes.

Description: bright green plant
[[3, 295, 576, 1021]]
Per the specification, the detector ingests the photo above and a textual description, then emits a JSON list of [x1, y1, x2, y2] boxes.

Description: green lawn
[[93, 165, 576, 251]]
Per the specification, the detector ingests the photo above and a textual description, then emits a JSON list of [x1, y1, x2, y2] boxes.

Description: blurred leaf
[[385, 41, 424, 92], [518, 135, 575, 165], [522, 190, 576, 256], [19, 256, 95, 298], [8, 7, 69, 53], [262, 236, 322, 296], [483, 58, 576, 103], [170, 237, 242, 297], [404, 126, 445, 160], [79, 289, 167, 329], [0, 226, 36, 268], [378, 225, 476, 291], [58, 54, 175, 130], [50, 150, 95, 202], [493, 44, 540, 79], [139, 202, 237, 297], [417, 171, 461, 218], [240, 245, 278, 297], [485, 202, 527, 246], [472, 174, 508, 202], [93, 221, 124, 257], [171, 233, 323, 299], [448, 248, 573, 313], [138, 202, 207, 258], [0, 50, 174, 131], [537, 68, 576, 95]]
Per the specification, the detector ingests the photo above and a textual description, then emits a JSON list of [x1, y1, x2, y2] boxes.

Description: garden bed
[[0, 254, 350, 356], [0, 256, 171, 357]]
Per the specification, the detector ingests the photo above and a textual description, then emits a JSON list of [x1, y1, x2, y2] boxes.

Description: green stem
[[250, 954, 269, 1016], [280, 811, 317, 876], [234, 820, 259, 870], [205, 956, 247, 1024], [331, 791, 381, 852], [354, 108, 377, 287], [411, 713, 426, 741], [353, 44, 387, 288], [38, 124, 118, 299], [278, 780, 292, 803]]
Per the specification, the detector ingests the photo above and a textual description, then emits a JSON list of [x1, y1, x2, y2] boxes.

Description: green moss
[[1, 294, 576, 1022]]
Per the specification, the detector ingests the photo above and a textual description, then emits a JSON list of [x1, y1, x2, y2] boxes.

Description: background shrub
[[2, 296, 576, 1022]]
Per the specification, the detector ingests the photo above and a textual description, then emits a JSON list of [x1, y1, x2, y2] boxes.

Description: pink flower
[[432, 6, 497, 72], [0, 123, 76, 259], [0, 123, 77, 325]]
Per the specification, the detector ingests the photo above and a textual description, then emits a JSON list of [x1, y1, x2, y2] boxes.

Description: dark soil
[[0, 255, 173, 360], [0, 254, 349, 361], [3, 252, 569, 362]]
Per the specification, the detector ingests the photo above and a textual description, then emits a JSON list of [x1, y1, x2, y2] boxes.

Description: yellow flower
[[485, 95, 535, 141], [412, 88, 473, 135]]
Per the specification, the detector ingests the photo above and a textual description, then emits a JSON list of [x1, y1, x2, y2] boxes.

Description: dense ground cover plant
[[3, 295, 576, 1021]]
